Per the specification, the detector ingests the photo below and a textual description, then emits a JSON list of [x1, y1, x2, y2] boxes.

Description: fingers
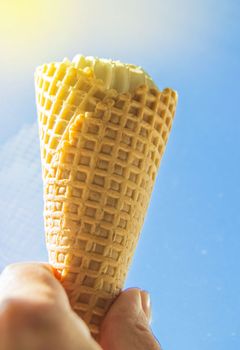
[[0, 263, 102, 350], [0, 262, 71, 334], [99, 288, 161, 350], [0, 262, 69, 309]]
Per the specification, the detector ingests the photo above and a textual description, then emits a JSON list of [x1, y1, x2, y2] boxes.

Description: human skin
[[0, 263, 161, 350]]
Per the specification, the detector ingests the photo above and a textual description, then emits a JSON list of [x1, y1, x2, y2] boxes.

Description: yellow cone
[[35, 55, 178, 336]]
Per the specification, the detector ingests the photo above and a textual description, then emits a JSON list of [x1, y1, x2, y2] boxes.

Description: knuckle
[[2, 263, 51, 279], [0, 296, 58, 332], [0, 298, 23, 330], [0, 301, 69, 350], [0, 297, 19, 314], [133, 316, 161, 350], [2, 263, 20, 274], [1, 263, 57, 291]]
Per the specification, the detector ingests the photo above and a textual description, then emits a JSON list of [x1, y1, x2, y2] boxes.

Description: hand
[[0, 263, 161, 350], [0, 263, 101, 350]]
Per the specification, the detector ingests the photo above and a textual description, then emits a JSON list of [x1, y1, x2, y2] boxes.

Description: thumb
[[99, 288, 161, 350]]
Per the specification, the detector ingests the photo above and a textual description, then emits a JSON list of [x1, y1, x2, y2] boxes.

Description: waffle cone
[[35, 59, 178, 336]]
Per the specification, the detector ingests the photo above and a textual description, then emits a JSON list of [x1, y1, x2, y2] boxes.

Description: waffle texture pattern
[[35, 58, 178, 335]]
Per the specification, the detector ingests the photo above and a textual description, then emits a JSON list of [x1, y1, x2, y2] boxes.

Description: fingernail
[[140, 290, 152, 324], [52, 267, 62, 280]]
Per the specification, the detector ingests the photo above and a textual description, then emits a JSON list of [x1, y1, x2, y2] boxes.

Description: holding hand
[[0, 263, 161, 350]]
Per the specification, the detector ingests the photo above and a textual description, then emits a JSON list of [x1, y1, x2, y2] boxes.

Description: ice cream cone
[[35, 56, 178, 336]]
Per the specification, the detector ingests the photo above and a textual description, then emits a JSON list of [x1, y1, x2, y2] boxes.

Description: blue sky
[[0, 1, 239, 349]]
